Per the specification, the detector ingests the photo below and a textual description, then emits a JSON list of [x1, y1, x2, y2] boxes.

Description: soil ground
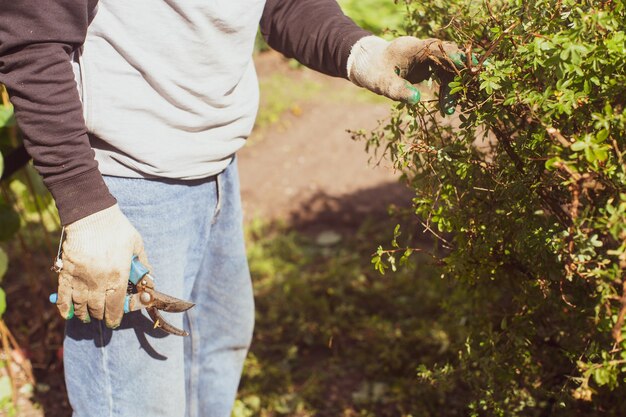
[[239, 51, 412, 230], [1, 51, 411, 417]]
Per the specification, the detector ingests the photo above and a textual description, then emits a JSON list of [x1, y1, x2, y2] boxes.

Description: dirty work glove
[[347, 35, 469, 114], [55, 204, 150, 328]]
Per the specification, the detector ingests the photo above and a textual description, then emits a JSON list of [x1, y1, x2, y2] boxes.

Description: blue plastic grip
[[129, 255, 149, 285], [124, 295, 131, 314]]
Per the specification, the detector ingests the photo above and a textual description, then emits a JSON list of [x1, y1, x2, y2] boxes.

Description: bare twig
[[374, 247, 424, 256], [1, 85, 9, 107], [553, 161, 582, 184], [612, 277, 626, 343], [485, 0, 501, 26], [473, 21, 520, 72], [491, 125, 525, 173], [0, 320, 18, 408], [553, 161, 583, 282], [420, 220, 453, 248], [0, 320, 34, 385], [611, 138, 624, 166], [546, 126, 573, 148]]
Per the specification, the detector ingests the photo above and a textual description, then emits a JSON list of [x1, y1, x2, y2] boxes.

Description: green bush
[[358, 0, 626, 414], [339, 0, 405, 35]]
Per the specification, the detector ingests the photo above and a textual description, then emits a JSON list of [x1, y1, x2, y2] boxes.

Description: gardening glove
[[347, 35, 469, 114], [55, 204, 150, 328]]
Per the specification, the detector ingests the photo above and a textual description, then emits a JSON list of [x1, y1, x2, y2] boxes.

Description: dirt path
[[239, 52, 411, 230]]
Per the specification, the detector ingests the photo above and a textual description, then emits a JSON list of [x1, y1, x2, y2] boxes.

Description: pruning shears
[[124, 255, 194, 336], [50, 256, 195, 336]]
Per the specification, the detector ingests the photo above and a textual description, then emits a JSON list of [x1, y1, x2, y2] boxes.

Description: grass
[[252, 68, 390, 145], [255, 73, 322, 131], [235, 217, 468, 417]]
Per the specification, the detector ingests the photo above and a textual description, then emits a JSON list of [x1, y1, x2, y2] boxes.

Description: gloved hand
[[55, 204, 150, 328], [347, 35, 471, 114]]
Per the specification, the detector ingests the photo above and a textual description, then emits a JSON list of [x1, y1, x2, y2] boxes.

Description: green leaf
[[0, 106, 13, 128], [593, 147, 608, 162], [0, 375, 11, 403], [0, 288, 6, 318], [0, 248, 7, 281], [593, 367, 610, 386], [545, 157, 561, 170], [0, 204, 20, 241], [597, 129, 609, 142], [570, 141, 587, 151]]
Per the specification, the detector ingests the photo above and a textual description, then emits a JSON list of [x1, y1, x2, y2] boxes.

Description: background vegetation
[[1, 0, 626, 416], [1, 84, 62, 415], [339, 0, 405, 35]]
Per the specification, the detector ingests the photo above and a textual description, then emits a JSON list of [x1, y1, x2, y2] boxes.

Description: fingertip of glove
[[448, 52, 465, 68], [66, 304, 75, 320], [405, 82, 421, 104], [447, 52, 480, 68], [106, 319, 122, 329], [439, 94, 457, 116]]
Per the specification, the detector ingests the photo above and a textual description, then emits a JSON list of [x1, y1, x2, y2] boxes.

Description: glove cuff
[[66, 204, 125, 235], [346, 35, 389, 83]]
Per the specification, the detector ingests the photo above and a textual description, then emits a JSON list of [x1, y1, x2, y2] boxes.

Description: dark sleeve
[[0, 0, 116, 225], [260, 0, 372, 79]]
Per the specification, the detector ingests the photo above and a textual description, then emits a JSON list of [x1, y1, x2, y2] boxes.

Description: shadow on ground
[[284, 180, 413, 234]]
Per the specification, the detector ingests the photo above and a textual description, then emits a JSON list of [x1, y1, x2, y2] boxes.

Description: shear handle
[[130, 255, 150, 285]]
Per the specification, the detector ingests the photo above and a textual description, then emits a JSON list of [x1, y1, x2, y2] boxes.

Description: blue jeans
[[64, 160, 255, 417]]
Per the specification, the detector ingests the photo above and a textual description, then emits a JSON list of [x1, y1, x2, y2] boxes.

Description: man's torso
[[79, 0, 266, 179]]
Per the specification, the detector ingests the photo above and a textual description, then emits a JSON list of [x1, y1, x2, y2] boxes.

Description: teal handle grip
[[129, 255, 149, 285], [124, 294, 132, 314], [49, 293, 133, 314], [50, 256, 150, 313]]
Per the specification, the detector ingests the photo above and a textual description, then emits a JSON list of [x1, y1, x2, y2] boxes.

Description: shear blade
[[151, 290, 195, 313], [147, 307, 189, 337]]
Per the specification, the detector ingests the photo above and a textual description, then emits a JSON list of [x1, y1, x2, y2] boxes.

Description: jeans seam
[[98, 321, 114, 417], [187, 311, 198, 417]]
